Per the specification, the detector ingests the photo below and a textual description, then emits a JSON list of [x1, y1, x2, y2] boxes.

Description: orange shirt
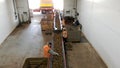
[[43, 45, 51, 58], [62, 19, 66, 26], [62, 30, 68, 38]]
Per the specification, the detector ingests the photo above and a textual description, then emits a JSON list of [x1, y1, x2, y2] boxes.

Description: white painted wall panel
[[0, 0, 19, 45], [77, 0, 120, 68]]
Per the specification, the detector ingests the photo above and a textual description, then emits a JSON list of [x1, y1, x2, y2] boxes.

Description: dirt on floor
[[66, 43, 107, 68]]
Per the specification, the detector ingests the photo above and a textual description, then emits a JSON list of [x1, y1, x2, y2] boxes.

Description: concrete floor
[[66, 35, 107, 68], [64, 27, 107, 68], [0, 12, 52, 68], [0, 12, 107, 68]]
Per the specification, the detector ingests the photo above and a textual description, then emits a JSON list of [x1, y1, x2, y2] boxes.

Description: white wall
[[0, 0, 19, 45], [64, 0, 76, 17], [77, 0, 120, 68]]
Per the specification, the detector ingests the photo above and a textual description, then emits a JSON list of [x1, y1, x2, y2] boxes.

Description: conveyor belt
[[51, 12, 67, 68]]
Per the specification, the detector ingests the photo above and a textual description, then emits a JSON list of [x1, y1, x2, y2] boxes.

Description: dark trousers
[[63, 37, 67, 45]]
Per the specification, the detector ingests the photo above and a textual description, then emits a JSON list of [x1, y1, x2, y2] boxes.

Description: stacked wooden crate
[[47, 14, 54, 21], [66, 25, 81, 43], [41, 20, 53, 31], [41, 14, 54, 31]]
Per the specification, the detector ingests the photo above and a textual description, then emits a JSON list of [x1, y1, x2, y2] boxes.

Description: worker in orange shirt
[[62, 28, 68, 44], [43, 42, 59, 58], [43, 42, 58, 68], [62, 19, 66, 27]]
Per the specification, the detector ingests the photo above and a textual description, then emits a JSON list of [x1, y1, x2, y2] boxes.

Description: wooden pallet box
[[47, 14, 54, 20], [23, 58, 48, 68], [67, 31, 81, 42], [41, 21, 53, 31]]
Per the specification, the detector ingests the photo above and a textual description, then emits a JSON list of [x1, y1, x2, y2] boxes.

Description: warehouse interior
[[0, 0, 120, 68]]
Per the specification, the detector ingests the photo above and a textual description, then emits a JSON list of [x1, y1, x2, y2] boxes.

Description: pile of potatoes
[[52, 33, 64, 68]]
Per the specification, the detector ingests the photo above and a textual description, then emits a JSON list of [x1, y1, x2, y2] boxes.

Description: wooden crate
[[41, 21, 53, 31], [67, 31, 81, 42], [47, 14, 54, 21], [42, 14, 54, 21], [23, 58, 48, 68]]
